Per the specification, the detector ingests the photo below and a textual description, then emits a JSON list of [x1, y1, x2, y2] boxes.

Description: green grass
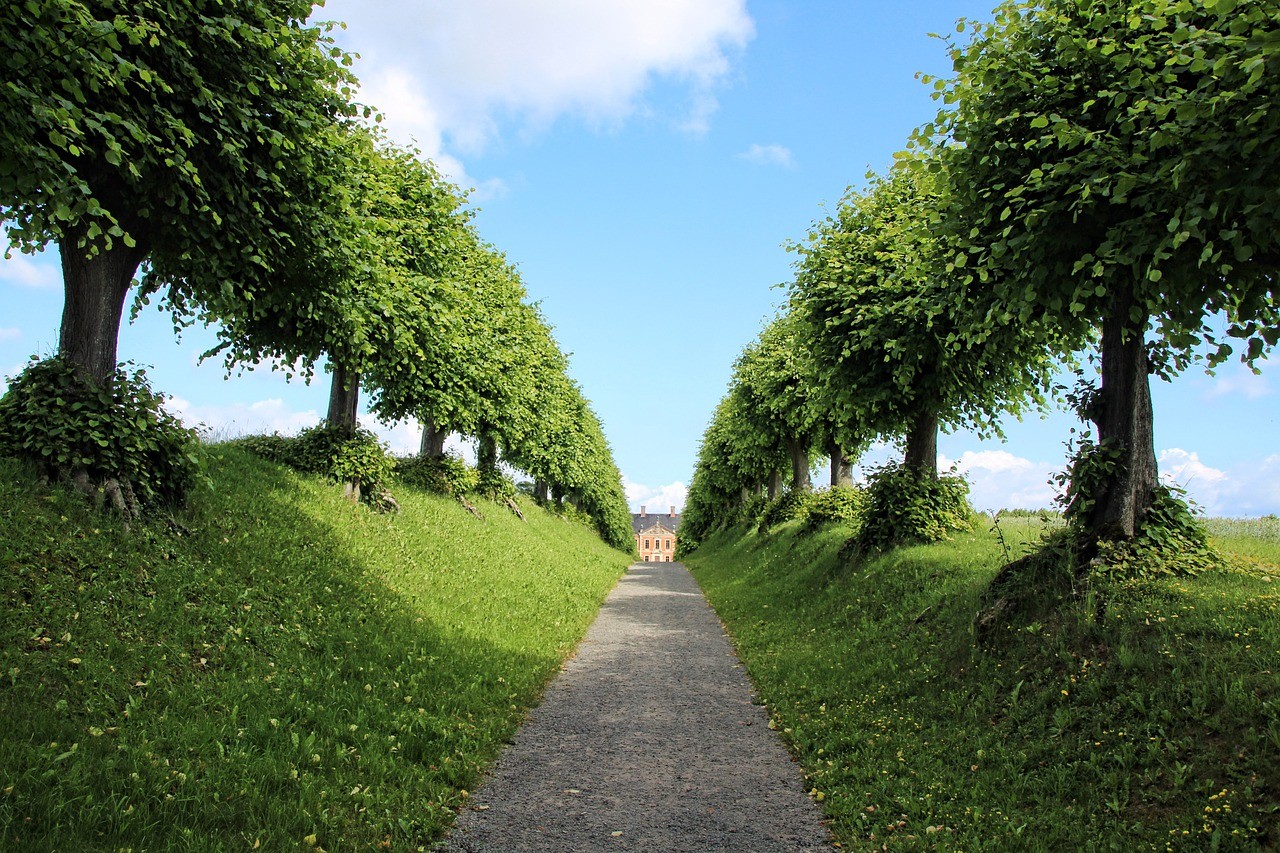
[[1206, 516, 1280, 571], [686, 517, 1280, 850], [0, 446, 630, 851]]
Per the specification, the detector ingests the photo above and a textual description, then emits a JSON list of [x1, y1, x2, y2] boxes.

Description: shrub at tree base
[[797, 485, 866, 533], [476, 468, 517, 502], [233, 423, 394, 510], [758, 490, 806, 532], [1057, 438, 1221, 580], [394, 453, 478, 496], [0, 356, 201, 519], [854, 462, 973, 551]]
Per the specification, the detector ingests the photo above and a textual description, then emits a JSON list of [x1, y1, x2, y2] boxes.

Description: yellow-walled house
[[633, 505, 679, 562]]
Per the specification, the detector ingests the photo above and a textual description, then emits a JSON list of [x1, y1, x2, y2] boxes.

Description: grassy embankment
[[0, 446, 631, 850], [686, 513, 1280, 850]]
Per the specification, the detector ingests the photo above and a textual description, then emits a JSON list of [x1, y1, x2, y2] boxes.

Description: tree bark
[[766, 469, 782, 500], [477, 433, 498, 477], [326, 363, 360, 434], [1085, 300, 1158, 541], [57, 227, 148, 385], [786, 439, 812, 493], [534, 480, 549, 503], [829, 440, 853, 488], [903, 410, 939, 477], [418, 417, 447, 459]]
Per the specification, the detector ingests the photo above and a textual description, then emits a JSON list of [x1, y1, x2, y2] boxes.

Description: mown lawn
[[687, 516, 1280, 850], [0, 446, 630, 851]]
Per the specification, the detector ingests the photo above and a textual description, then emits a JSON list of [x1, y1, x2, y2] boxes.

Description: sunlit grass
[[0, 446, 629, 850], [687, 515, 1280, 850]]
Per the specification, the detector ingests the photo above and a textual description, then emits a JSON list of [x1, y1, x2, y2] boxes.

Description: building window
[[665, 539, 671, 550]]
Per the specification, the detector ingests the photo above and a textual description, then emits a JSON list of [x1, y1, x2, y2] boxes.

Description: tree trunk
[[326, 363, 360, 434], [534, 480, 549, 503], [829, 440, 853, 488], [1085, 302, 1158, 541], [766, 469, 782, 500], [477, 433, 497, 477], [903, 410, 939, 477], [418, 417, 447, 459], [57, 228, 147, 384], [786, 439, 812, 493]]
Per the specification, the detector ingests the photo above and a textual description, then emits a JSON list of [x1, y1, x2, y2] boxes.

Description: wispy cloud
[[0, 327, 20, 342], [738, 143, 795, 168]]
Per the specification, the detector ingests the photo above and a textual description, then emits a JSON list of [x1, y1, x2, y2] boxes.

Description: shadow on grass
[[0, 450, 571, 851]]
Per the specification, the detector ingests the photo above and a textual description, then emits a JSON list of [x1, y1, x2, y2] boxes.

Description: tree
[[729, 314, 829, 493], [2, 1, 358, 385], [928, 0, 1280, 542], [790, 163, 1056, 477]]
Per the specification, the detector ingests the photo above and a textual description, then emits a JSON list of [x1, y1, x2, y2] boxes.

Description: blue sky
[[2, 1, 1276, 516]]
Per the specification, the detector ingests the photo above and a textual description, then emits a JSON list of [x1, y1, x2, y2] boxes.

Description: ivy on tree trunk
[[477, 433, 497, 478]]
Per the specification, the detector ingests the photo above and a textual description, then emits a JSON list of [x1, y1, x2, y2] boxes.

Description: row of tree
[[683, 0, 1279, 560], [0, 1, 632, 549]]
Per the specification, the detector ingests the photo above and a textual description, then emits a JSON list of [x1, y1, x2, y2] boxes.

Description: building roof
[[632, 509, 681, 535]]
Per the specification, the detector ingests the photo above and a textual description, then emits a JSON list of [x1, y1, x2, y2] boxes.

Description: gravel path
[[441, 561, 832, 852]]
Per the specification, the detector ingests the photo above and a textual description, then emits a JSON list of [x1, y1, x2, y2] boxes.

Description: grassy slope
[[686, 518, 1280, 851], [0, 446, 631, 851]]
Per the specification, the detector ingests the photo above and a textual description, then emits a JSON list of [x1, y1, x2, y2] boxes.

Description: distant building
[[633, 505, 680, 562]]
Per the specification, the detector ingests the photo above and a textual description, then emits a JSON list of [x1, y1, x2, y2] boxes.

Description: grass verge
[[0, 446, 630, 851], [686, 517, 1280, 850]]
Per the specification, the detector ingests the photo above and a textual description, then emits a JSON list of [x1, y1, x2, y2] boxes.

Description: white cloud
[[738, 143, 795, 168], [0, 252, 60, 289], [624, 476, 688, 514], [325, 0, 754, 162], [940, 449, 1060, 512], [1203, 364, 1271, 400], [0, 327, 20, 342]]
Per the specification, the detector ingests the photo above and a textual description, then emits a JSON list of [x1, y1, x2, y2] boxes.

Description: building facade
[[633, 505, 680, 562]]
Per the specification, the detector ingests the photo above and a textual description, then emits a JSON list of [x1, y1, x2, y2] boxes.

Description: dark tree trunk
[[419, 417, 447, 459], [786, 439, 812, 492], [903, 410, 939, 477], [829, 440, 853, 488], [534, 480, 549, 503], [477, 433, 497, 477], [766, 469, 782, 500], [326, 363, 360, 435], [57, 227, 147, 385], [1085, 302, 1158, 541], [552, 484, 565, 509]]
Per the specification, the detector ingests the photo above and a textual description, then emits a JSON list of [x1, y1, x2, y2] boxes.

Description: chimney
[[669, 506, 675, 517], [640, 506, 646, 517]]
